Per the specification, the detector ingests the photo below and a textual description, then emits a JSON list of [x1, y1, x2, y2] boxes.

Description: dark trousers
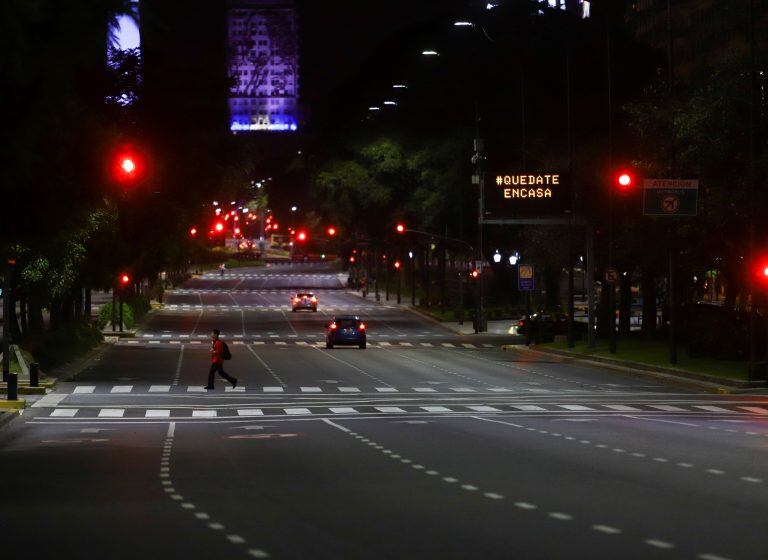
[[208, 362, 235, 386]]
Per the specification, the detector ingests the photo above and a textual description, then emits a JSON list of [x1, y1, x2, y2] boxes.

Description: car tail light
[[329, 322, 337, 330], [517, 321, 524, 327], [293, 297, 300, 303], [311, 296, 317, 302], [358, 322, 366, 330]]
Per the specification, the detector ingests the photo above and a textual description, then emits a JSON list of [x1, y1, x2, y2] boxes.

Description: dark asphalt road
[[1, 262, 767, 559]]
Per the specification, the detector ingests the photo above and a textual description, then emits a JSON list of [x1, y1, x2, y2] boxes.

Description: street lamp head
[[291, 206, 298, 211], [383, 101, 397, 106], [493, 251, 502, 263], [454, 21, 474, 27], [369, 106, 381, 111], [392, 84, 408, 89], [421, 50, 440, 56]]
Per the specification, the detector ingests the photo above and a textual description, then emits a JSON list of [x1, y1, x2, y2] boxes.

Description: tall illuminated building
[[227, 0, 299, 133]]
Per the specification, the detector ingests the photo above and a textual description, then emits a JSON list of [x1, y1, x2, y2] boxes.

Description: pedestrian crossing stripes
[[163, 304, 395, 311], [62, 385, 528, 395], [199, 274, 340, 279], [118, 339, 493, 348], [39, 403, 768, 419]]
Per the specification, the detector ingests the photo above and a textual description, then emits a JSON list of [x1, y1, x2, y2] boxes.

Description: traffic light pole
[[2, 260, 12, 383]]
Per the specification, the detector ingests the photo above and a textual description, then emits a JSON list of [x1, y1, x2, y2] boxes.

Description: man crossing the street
[[205, 329, 237, 390]]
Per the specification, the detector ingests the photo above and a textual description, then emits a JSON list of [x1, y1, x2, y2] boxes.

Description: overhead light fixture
[[383, 101, 397, 106], [393, 84, 408, 89], [421, 50, 439, 56], [369, 106, 381, 111]]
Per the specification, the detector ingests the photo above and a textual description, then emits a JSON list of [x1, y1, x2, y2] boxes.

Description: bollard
[[30, 362, 39, 388], [7, 372, 17, 401]]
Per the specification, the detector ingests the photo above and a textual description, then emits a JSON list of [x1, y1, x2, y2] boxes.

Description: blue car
[[326, 315, 366, 349]]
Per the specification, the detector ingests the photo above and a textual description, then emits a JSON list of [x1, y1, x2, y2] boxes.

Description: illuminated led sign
[[485, 172, 570, 218]]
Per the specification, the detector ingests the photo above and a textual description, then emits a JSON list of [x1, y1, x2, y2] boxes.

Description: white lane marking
[[514, 502, 537, 510], [262, 387, 284, 393], [225, 386, 245, 393], [645, 539, 674, 549], [558, 405, 595, 411], [604, 404, 640, 411], [548, 512, 573, 520], [173, 345, 185, 386], [375, 387, 399, 392], [98, 409, 125, 418], [441, 343, 455, 347], [739, 406, 768, 414], [51, 409, 78, 417], [706, 469, 725, 475], [467, 406, 501, 413], [227, 535, 246, 544], [741, 476, 763, 483], [698, 554, 733, 560], [647, 404, 686, 412], [322, 418, 351, 433], [413, 388, 437, 393], [284, 408, 311, 415], [248, 550, 270, 558], [449, 387, 476, 392], [510, 405, 546, 411], [167, 422, 176, 438], [489, 388, 512, 392], [187, 386, 206, 392], [338, 387, 361, 393], [592, 525, 622, 534], [421, 406, 452, 413], [695, 406, 732, 413], [484, 492, 504, 500], [375, 407, 406, 413], [300, 387, 322, 393], [462, 343, 475, 349], [111, 386, 133, 393], [247, 345, 286, 387], [149, 385, 171, 393], [192, 410, 217, 418], [329, 408, 359, 414], [420, 343, 434, 347], [237, 409, 264, 416], [73, 386, 95, 394]]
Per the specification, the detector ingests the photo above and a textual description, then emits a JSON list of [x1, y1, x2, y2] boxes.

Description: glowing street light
[[392, 84, 408, 89], [454, 21, 474, 27], [369, 106, 381, 111], [421, 50, 440, 56], [383, 101, 397, 106], [493, 250, 502, 263]]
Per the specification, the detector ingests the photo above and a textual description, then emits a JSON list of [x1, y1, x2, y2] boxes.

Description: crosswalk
[[164, 304, 392, 311], [57, 385, 525, 395], [170, 289, 342, 295], [118, 338, 493, 348], [38, 402, 768, 419], [200, 274, 339, 279]]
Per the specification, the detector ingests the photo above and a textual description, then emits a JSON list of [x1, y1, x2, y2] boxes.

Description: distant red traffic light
[[394, 260, 401, 270], [112, 146, 143, 185], [615, 170, 636, 191], [297, 231, 307, 242], [396, 223, 406, 234], [470, 269, 480, 279], [349, 256, 356, 263], [214, 222, 224, 232], [190, 227, 198, 236], [119, 273, 131, 285], [327, 226, 337, 237]]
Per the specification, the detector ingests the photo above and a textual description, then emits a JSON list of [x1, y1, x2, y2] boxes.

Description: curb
[[0, 399, 27, 410], [0, 386, 46, 395], [504, 345, 766, 394], [55, 342, 114, 382]]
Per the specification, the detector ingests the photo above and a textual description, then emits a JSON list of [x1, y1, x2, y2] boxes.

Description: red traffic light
[[349, 256, 356, 263], [395, 223, 406, 234], [470, 269, 480, 279], [214, 222, 224, 232], [112, 147, 143, 185], [394, 260, 401, 269], [190, 227, 198, 236], [119, 273, 131, 285], [614, 170, 636, 191], [297, 231, 308, 242], [327, 226, 337, 237]]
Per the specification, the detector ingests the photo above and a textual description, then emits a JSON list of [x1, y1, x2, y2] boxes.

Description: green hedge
[[22, 323, 104, 371], [98, 302, 135, 330]]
